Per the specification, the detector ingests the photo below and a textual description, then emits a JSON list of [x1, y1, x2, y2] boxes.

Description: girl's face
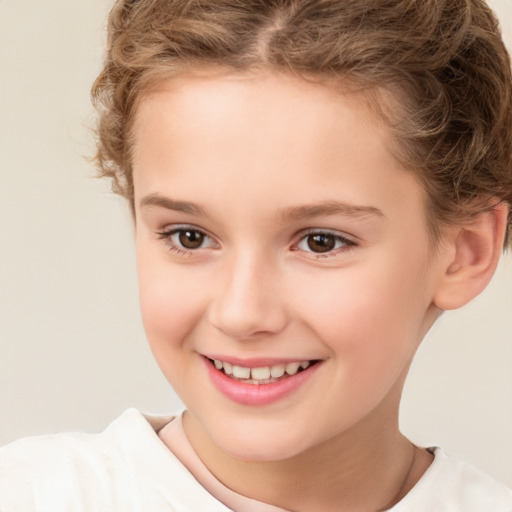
[[132, 71, 446, 461]]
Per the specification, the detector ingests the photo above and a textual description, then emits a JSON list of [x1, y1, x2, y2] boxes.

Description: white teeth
[[270, 364, 285, 378], [251, 366, 271, 380], [213, 359, 313, 381], [285, 362, 301, 375], [232, 365, 251, 379]]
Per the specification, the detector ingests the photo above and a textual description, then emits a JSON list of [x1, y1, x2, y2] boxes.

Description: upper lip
[[202, 354, 320, 368]]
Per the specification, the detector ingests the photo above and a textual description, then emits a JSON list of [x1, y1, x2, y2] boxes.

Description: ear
[[433, 201, 509, 310]]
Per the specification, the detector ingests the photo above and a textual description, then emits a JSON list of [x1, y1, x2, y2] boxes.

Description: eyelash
[[156, 225, 216, 256], [156, 225, 356, 258], [292, 229, 356, 258]]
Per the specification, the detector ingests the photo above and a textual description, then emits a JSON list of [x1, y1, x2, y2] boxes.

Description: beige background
[[1, 0, 511, 487]]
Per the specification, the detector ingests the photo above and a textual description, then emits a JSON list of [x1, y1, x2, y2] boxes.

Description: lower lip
[[203, 358, 321, 406]]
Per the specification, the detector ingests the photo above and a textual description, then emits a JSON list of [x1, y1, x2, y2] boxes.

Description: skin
[[131, 70, 462, 511]]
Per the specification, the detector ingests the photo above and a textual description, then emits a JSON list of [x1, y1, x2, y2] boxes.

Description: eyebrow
[[139, 193, 207, 216], [140, 193, 384, 221], [279, 201, 384, 222]]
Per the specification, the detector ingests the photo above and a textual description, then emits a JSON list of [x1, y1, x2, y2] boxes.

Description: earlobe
[[433, 201, 509, 310]]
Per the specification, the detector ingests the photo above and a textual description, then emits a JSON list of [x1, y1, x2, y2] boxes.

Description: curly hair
[[92, 0, 512, 247]]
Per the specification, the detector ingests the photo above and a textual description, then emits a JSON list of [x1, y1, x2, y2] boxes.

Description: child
[[1, 0, 512, 510]]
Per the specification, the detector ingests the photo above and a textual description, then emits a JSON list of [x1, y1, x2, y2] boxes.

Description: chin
[[204, 415, 321, 462]]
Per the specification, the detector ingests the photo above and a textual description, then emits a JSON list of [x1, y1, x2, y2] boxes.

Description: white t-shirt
[[1, 409, 511, 512]]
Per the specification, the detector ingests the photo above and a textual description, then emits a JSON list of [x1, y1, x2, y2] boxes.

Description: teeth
[[232, 365, 251, 379], [213, 359, 312, 381], [251, 366, 271, 380], [285, 362, 301, 375], [270, 364, 285, 378], [223, 362, 233, 375]]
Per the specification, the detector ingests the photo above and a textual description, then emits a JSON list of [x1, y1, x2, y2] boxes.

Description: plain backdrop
[[1, 0, 511, 487]]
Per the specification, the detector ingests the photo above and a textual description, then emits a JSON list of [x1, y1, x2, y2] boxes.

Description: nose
[[208, 252, 288, 340]]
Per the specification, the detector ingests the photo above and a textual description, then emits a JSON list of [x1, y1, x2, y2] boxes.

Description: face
[[132, 71, 445, 462]]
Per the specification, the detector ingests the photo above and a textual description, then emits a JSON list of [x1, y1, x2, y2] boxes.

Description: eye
[[173, 229, 207, 249], [157, 225, 217, 253], [295, 231, 354, 254]]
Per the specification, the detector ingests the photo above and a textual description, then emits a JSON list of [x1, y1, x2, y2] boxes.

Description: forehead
[[131, 71, 427, 228], [134, 70, 385, 138], [132, 71, 398, 175]]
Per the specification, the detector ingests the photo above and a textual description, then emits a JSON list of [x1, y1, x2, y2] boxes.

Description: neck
[[180, 395, 433, 512]]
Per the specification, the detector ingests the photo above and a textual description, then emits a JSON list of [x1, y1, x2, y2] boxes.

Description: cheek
[[136, 260, 213, 403], [136, 251, 207, 356], [290, 258, 434, 422], [293, 254, 433, 360]]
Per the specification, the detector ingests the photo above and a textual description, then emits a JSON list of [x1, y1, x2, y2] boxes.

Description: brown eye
[[159, 226, 216, 254], [178, 230, 205, 249], [306, 233, 336, 253], [295, 231, 353, 255]]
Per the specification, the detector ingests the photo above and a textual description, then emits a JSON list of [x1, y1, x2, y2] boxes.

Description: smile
[[203, 356, 322, 405], [210, 358, 313, 384]]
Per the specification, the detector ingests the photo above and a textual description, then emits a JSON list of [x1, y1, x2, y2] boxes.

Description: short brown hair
[[92, 0, 512, 247]]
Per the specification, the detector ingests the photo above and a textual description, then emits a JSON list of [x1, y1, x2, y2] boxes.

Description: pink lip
[[202, 356, 321, 406]]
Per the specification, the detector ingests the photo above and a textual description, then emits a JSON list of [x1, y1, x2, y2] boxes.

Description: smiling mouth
[[206, 357, 319, 384]]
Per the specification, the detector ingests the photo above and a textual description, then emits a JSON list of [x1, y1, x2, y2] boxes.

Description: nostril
[[207, 262, 289, 339], [208, 304, 288, 340]]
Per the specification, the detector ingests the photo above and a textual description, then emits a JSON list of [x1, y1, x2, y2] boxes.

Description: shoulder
[[392, 447, 512, 512], [0, 409, 226, 512], [0, 409, 142, 510], [1, 409, 153, 470]]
